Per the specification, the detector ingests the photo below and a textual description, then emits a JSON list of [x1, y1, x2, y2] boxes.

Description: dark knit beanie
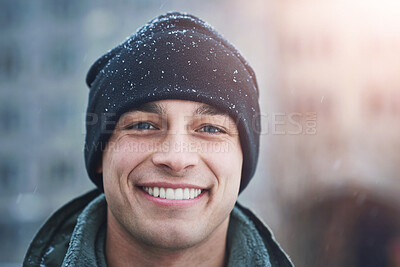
[[85, 12, 261, 193]]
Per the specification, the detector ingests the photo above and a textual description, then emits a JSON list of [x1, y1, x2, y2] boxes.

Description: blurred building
[[270, 1, 400, 266], [0, 0, 94, 263]]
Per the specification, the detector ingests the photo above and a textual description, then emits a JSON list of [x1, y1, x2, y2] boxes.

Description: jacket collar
[[24, 189, 293, 267]]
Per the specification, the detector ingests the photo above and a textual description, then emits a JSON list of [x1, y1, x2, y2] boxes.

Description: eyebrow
[[128, 102, 227, 116], [130, 102, 166, 115], [194, 104, 227, 116]]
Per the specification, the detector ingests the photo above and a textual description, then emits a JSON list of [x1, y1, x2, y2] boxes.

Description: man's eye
[[125, 121, 157, 130], [197, 125, 225, 134]]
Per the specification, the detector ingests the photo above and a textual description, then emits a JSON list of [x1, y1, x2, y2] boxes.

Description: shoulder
[[228, 202, 294, 267], [23, 189, 102, 267]]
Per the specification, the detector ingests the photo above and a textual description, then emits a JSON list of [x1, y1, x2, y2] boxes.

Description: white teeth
[[175, 188, 183, 200], [190, 188, 195, 199], [159, 187, 166, 198], [166, 188, 174, 199], [183, 188, 190, 200], [153, 187, 159, 197], [143, 186, 203, 200]]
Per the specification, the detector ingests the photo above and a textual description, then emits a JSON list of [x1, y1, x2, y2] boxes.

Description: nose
[[151, 132, 199, 174]]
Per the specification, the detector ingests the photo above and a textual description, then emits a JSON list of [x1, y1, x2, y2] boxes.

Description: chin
[[139, 224, 206, 250]]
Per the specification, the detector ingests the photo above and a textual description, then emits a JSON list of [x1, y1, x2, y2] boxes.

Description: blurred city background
[[1, 0, 400, 266]]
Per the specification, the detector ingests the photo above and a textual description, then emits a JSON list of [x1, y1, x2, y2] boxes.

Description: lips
[[142, 186, 203, 200]]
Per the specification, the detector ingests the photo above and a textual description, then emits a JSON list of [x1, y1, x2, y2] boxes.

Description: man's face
[[99, 99, 243, 250]]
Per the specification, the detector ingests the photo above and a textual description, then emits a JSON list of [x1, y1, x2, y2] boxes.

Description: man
[[24, 12, 293, 266]]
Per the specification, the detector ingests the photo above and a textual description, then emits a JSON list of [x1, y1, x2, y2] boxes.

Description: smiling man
[[24, 12, 292, 267]]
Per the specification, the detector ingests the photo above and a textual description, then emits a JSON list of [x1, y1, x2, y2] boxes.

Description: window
[[0, 104, 20, 135], [43, 0, 83, 20], [0, 0, 23, 30], [0, 158, 18, 193], [46, 41, 77, 75], [47, 158, 75, 185], [0, 43, 21, 81]]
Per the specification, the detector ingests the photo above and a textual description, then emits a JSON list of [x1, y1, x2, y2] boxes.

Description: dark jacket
[[24, 189, 293, 267]]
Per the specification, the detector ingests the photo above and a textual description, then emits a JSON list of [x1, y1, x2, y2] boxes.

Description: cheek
[[102, 138, 149, 184], [102, 139, 151, 210], [205, 142, 243, 190]]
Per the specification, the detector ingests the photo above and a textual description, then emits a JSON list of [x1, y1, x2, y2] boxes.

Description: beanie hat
[[85, 12, 261, 193]]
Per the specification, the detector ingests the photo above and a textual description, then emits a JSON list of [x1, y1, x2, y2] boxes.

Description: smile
[[142, 186, 203, 200]]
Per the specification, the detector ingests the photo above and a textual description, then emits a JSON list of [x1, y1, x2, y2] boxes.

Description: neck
[[105, 210, 229, 267]]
